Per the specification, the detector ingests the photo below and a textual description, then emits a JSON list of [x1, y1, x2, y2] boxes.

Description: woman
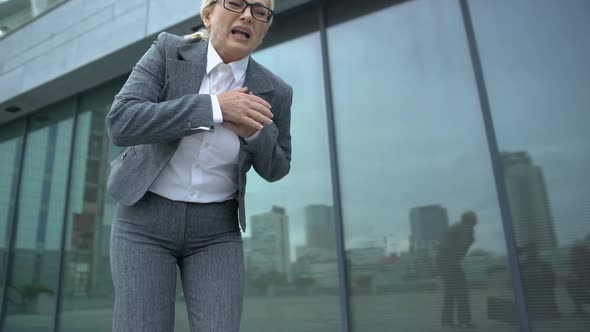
[[105, 0, 292, 330]]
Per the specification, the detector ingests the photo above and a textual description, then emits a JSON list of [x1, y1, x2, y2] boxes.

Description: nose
[[239, 6, 253, 21]]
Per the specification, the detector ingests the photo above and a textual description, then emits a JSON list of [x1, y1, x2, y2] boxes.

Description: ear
[[203, 8, 213, 29]]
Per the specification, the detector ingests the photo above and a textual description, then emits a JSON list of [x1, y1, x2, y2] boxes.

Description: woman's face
[[204, 0, 271, 63]]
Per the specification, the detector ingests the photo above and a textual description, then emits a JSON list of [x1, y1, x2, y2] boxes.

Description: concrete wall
[[0, 0, 308, 125]]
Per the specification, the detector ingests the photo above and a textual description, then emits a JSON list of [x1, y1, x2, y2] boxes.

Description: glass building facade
[[0, 0, 589, 331]]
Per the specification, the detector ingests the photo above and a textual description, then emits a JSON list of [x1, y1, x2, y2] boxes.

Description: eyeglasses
[[211, 0, 274, 23]]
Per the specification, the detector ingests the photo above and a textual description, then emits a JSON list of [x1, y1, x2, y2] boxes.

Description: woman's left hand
[[223, 121, 260, 139]]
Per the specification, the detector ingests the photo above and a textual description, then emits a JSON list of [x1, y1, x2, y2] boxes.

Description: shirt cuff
[[211, 95, 223, 124], [244, 130, 262, 142]]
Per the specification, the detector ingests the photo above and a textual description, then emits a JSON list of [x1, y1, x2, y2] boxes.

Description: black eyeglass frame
[[210, 0, 274, 23]]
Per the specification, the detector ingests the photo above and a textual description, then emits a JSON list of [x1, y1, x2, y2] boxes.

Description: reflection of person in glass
[[105, 0, 292, 331], [436, 210, 477, 329], [567, 244, 590, 317], [519, 242, 560, 319]]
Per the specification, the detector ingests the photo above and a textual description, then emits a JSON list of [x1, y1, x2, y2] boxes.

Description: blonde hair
[[185, 0, 275, 41]]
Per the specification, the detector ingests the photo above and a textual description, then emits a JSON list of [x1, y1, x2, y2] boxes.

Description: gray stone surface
[[3, 291, 589, 331], [0, 0, 311, 126]]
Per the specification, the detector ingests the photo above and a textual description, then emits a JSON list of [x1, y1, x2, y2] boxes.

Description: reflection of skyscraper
[[250, 206, 291, 278], [501, 151, 557, 250], [409, 204, 449, 253], [304, 205, 335, 250]]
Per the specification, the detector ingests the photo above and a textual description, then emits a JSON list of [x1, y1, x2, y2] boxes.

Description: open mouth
[[231, 27, 251, 40]]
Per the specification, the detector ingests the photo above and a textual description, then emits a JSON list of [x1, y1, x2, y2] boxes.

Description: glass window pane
[[0, 120, 26, 297], [470, 0, 590, 330], [58, 79, 125, 332], [0, 0, 68, 38], [328, 1, 519, 330], [237, 33, 342, 332], [2, 99, 75, 332]]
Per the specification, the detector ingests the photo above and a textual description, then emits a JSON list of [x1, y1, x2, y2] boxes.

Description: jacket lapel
[[244, 58, 273, 95], [174, 41, 274, 96], [238, 58, 275, 165], [167, 40, 208, 96]]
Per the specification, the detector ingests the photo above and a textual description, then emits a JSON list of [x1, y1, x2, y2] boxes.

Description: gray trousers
[[110, 191, 244, 332]]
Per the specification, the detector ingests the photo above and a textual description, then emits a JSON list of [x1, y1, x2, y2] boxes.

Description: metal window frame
[[53, 96, 80, 332], [317, 0, 352, 331], [459, 0, 531, 331], [0, 118, 29, 329]]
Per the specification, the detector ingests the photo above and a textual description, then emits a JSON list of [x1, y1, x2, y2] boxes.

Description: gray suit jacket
[[105, 32, 293, 232]]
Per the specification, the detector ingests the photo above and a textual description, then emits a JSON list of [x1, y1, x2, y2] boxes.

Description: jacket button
[[121, 152, 127, 160]]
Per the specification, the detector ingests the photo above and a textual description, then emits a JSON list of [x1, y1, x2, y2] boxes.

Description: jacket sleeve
[[105, 32, 214, 147], [243, 85, 293, 182]]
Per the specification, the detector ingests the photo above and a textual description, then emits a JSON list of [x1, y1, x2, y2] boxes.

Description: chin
[[230, 43, 255, 55]]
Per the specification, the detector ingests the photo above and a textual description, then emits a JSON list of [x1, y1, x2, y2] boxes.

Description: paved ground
[[3, 290, 589, 331]]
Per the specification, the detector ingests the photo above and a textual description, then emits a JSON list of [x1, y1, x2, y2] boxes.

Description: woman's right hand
[[217, 87, 273, 131]]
